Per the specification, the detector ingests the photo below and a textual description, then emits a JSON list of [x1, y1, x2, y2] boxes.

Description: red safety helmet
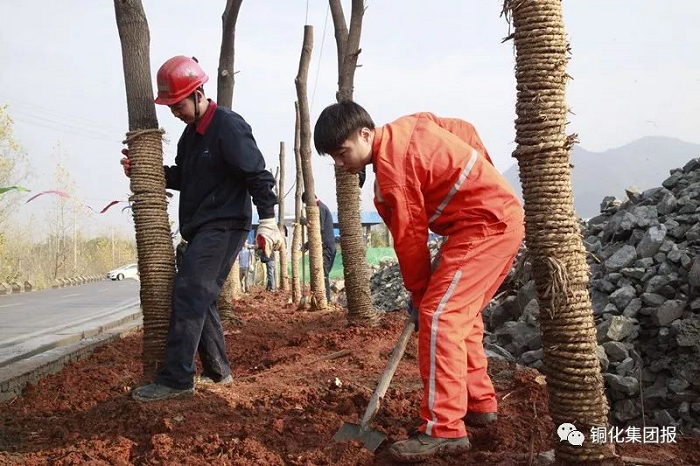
[[154, 56, 209, 106]]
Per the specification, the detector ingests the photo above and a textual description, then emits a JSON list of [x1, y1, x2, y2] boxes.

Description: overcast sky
[[1, 1, 699, 238]]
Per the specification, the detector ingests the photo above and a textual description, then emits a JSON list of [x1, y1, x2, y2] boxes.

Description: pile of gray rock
[[369, 240, 443, 312], [368, 158, 700, 435], [369, 259, 409, 311], [483, 158, 700, 435]]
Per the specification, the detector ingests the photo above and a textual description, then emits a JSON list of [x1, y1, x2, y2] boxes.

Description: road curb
[[0, 316, 143, 402]]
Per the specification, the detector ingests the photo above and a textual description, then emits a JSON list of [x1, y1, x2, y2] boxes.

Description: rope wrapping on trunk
[[503, 0, 614, 462], [123, 128, 174, 377]]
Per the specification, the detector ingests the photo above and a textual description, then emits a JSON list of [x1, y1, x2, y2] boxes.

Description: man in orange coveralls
[[314, 101, 524, 462]]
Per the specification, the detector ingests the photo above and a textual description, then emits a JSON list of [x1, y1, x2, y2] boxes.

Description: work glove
[[120, 148, 131, 177], [256, 218, 281, 260], [407, 298, 419, 332]]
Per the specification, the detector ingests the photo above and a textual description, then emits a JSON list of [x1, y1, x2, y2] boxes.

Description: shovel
[[333, 317, 415, 451]]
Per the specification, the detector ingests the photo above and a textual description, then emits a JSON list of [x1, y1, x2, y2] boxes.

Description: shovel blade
[[333, 423, 387, 452]]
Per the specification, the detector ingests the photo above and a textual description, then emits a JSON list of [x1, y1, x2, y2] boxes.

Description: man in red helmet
[[314, 101, 524, 462], [121, 56, 281, 402]]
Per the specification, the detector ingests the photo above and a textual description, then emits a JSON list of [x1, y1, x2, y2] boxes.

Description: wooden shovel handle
[[359, 318, 415, 428]]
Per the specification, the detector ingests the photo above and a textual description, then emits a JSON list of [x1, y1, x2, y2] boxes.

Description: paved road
[[0, 279, 140, 353], [0, 279, 142, 400]]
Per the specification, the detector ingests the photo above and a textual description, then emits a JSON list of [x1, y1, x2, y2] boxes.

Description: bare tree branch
[[217, 0, 244, 108]]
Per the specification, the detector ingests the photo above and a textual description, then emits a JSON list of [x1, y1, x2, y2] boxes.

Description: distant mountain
[[502, 137, 700, 219]]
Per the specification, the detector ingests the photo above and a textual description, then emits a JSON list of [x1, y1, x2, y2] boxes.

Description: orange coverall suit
[[372, 113, 524, 438]]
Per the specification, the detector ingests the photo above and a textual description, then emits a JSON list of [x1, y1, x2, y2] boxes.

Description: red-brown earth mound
[[1, 290, 697, 465]]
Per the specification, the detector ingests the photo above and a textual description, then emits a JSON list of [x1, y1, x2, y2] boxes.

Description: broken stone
[[645, 275, 671, 294], [597, 316, 638, 343], [620, 267, 646, 280], [667, 376, 690, 394], [521, 348, 544, 365], [641, 293, 666, 307], [495, 321, 541, 356], [657, 192, 678, 215], [517, 280, 537, 311], [590, 289, 610, 316], [615, 357, 636, 377], [690, 297, 700, 312], [604, 373, 639, 396], [670, 316, 700, 347], [521, 299, 540, 326], [662, 172, 683, 190], [484, 343, 515, 362], [636, 224, 667, 258], [651, 300, 686, 327], [653, 409, 677, 427], [688, 259, 700, 288], [596, 345, 609, 372], [625, 186, 642, 202], [622, 298, 642, 318], [603, 341, 631, 362], [609, 286, 636, 310], [613, 399, 641, 422], [605, 245, 638, 272], [667, 249, 682, 263]]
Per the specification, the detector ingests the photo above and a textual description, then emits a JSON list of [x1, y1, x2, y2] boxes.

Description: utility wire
[[310, 2, 330, 114]]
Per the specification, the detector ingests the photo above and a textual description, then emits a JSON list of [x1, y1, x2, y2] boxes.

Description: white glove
[[256, 218, 281, 258]]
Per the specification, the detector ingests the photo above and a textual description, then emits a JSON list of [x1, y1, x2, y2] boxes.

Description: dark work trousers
[[323, 249, 336, 303], [265, 259, 276, 291], [155, 226, 247, 389]]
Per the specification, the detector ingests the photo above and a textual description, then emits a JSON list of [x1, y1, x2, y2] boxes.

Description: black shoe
[[389, 433, 471, 463], [464, 411, 498, 427], [197, 374, 234, 386], [131, 383, 194, 402]]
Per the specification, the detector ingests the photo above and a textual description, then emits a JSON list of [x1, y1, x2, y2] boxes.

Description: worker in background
[[238, 242, 252, 293], [301, 192, 336, 303]]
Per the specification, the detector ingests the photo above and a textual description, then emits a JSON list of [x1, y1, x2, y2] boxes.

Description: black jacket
[[164, 107, 277, 241]]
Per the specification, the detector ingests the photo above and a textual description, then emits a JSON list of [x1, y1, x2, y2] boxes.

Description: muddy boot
[[465, 411, 498, 427], [389, 433, 471, 463], [197, 374, 234, 386], [132, 383, 194, 402]]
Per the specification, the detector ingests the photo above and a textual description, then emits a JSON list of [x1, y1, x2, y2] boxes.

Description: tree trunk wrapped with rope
[[114, 0, 174, 379], [504, 0, 614, 462], [218, 258, 243, 325], [329, 0, 380, 325]]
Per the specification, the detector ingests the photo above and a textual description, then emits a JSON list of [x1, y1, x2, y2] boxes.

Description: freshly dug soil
[[1, 290, 698, 465]]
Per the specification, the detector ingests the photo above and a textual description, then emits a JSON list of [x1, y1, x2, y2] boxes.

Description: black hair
[[313, 101, 375, 155]]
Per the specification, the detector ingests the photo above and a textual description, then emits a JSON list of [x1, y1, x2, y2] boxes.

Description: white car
[[107, 263, 139, 281]]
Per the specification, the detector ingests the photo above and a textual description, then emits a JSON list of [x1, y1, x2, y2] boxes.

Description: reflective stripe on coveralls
[[428, 148, 478, 225], [419, 227, 523, 437], [426, 270, 462, 435]]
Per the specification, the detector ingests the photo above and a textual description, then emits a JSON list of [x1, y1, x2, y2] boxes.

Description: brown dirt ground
[[1, 290, 698, 465]]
